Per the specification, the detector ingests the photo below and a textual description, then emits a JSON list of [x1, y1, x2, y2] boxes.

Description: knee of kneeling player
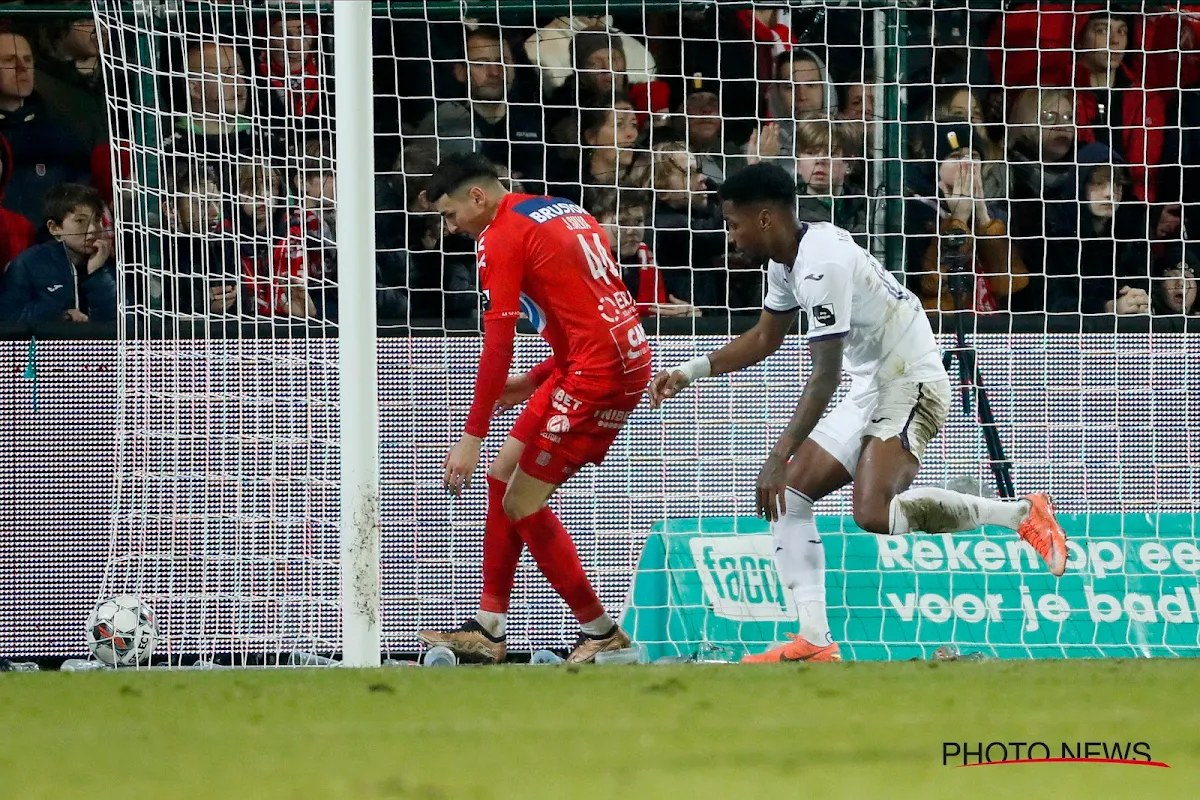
[[852, 501, 891, 535]]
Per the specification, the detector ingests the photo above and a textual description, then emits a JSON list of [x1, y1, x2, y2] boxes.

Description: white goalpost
[[331, 0, 380, 669]]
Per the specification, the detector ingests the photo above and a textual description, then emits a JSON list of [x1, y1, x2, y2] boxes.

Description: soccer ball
[[86, 594, 158, 667]]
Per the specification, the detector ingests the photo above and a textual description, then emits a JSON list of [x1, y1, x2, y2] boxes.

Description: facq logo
[[689, 536, 796, 622]]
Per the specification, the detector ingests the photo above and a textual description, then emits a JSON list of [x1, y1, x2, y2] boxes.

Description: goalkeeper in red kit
[[419, 154, 652, 663]]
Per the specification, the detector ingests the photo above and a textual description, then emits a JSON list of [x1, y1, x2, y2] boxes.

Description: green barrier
[[621, 514, 1200, 662]]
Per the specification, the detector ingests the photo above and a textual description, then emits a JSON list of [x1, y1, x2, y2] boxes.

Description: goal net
[[94, 0, 1199, 665]]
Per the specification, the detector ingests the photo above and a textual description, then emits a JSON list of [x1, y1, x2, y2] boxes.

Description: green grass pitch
[[1, 659, 1195, 798]]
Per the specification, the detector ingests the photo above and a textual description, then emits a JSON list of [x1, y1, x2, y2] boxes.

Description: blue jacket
[[0, 240, 117, 322]]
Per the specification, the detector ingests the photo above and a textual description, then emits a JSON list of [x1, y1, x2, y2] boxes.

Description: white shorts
[[808, 378, 952, 478]]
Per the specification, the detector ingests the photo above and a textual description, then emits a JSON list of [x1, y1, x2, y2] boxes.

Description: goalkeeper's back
[[478, 194, 652, 388]]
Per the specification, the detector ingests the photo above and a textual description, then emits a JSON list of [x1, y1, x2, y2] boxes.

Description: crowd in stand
[[0, 2, 1198, 327]]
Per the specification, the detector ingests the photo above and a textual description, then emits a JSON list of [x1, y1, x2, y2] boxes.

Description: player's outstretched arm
[[650, 308, 796, 408]]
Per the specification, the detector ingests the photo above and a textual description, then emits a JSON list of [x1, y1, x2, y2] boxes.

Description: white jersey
[[764, 222, 946, 388]]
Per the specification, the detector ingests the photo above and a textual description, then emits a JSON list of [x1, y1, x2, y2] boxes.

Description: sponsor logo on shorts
[[536, 451, 552, 466], [812, 304, 836, 326], [551, 387, 582, 413], [546, 414, 571, 434], [593, 408, 630, 430]]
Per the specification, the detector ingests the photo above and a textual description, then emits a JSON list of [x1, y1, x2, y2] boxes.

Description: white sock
[[581, 612, 615, 636], [888, 487, 1031, 535], [772, 488, 832, 646], [474, 610, 506, 638]]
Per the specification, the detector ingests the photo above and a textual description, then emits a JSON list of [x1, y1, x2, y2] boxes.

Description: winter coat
[[0, 239, 116, 322]]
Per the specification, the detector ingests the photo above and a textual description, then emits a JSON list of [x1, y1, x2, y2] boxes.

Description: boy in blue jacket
[[0, 183, 115, 322]]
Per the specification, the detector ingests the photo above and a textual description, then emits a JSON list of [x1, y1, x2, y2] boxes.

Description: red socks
[[512, 506, 604, 623], [480, 476, 524, 614]]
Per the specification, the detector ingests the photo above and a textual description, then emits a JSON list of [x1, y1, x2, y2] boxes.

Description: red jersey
[[465, 194, 652, 438]]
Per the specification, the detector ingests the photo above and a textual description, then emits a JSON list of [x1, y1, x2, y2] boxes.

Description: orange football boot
[[1017, 493, 1068, 577], [741, 635, 842, 664]]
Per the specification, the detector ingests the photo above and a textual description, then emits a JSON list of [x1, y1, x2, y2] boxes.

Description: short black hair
[[718, 163, 797, 209], [44, 182, 104, 225], [425, 153, 502, 203]]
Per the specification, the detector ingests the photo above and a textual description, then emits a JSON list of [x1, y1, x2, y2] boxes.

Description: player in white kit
[[649, 163, 1068, 663]]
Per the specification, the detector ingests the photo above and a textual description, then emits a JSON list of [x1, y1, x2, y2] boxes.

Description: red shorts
[[510, 376, 646, 484]]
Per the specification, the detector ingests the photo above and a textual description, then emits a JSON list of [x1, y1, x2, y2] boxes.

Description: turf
[[0, 659, 1194, 799]]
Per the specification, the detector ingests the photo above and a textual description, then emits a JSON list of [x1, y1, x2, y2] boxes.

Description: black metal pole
[[941, 235, 1016, 499]]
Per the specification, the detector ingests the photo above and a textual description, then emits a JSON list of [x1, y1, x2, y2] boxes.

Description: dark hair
[[44, 182, 103, 225], [590, 188, 651, 221], [718, 163, 796, 208], [425, 152, 501, 203], [164, 160, 216, 195]]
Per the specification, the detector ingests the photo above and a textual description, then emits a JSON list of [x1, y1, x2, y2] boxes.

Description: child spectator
[[158, 162, 240, 316], [386, 142, 475, 321], [913, 122, 1029, 313], [282, 139, 409, 322], [1151, 246, 1199, 316], [0, 30, 93, 226], [592, 190, 697, 318], [0, 132, 35, 268], [232, 162, 313, 319], [0, 182, 114, 322], [1045, 144, 1153, 315], [792, 120, 867, 244], [650, 140, 734, 310]]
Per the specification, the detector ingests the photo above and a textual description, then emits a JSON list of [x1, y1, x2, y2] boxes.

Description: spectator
[[162, 41, 283, 190], [792, 120, 867, 244], [649, 140, 730, 310], [34, 9, 106, 148], [838, 75, 875, 127], [1005, 88, 1077, 308], [1072, 10, 1167, 203], [913, 122, 1029, 313], [749, 47, 838, 176], [545, 94, 649, 210], [1151, 245, 1199, 316], [414, 27, 545, 186], [388, 142, 472, 321], [232, 162, 313, 319], [158, 162, 240, 316], [0, 30, 92, 225], [931, 84, 1005, 199], [837, 70, 876, 158], [592, 189, 697, 318], [545, 28, 630, 143], [524, 15, 655, 96], [254, 12, 330, 142], [770, 47, 836, 123], [284, 138, 339, 320], [0, 182, 114, 323], [673, 74, 731, 184], [0, 132, 35, 268], [1045, 144, 1152, 315]]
